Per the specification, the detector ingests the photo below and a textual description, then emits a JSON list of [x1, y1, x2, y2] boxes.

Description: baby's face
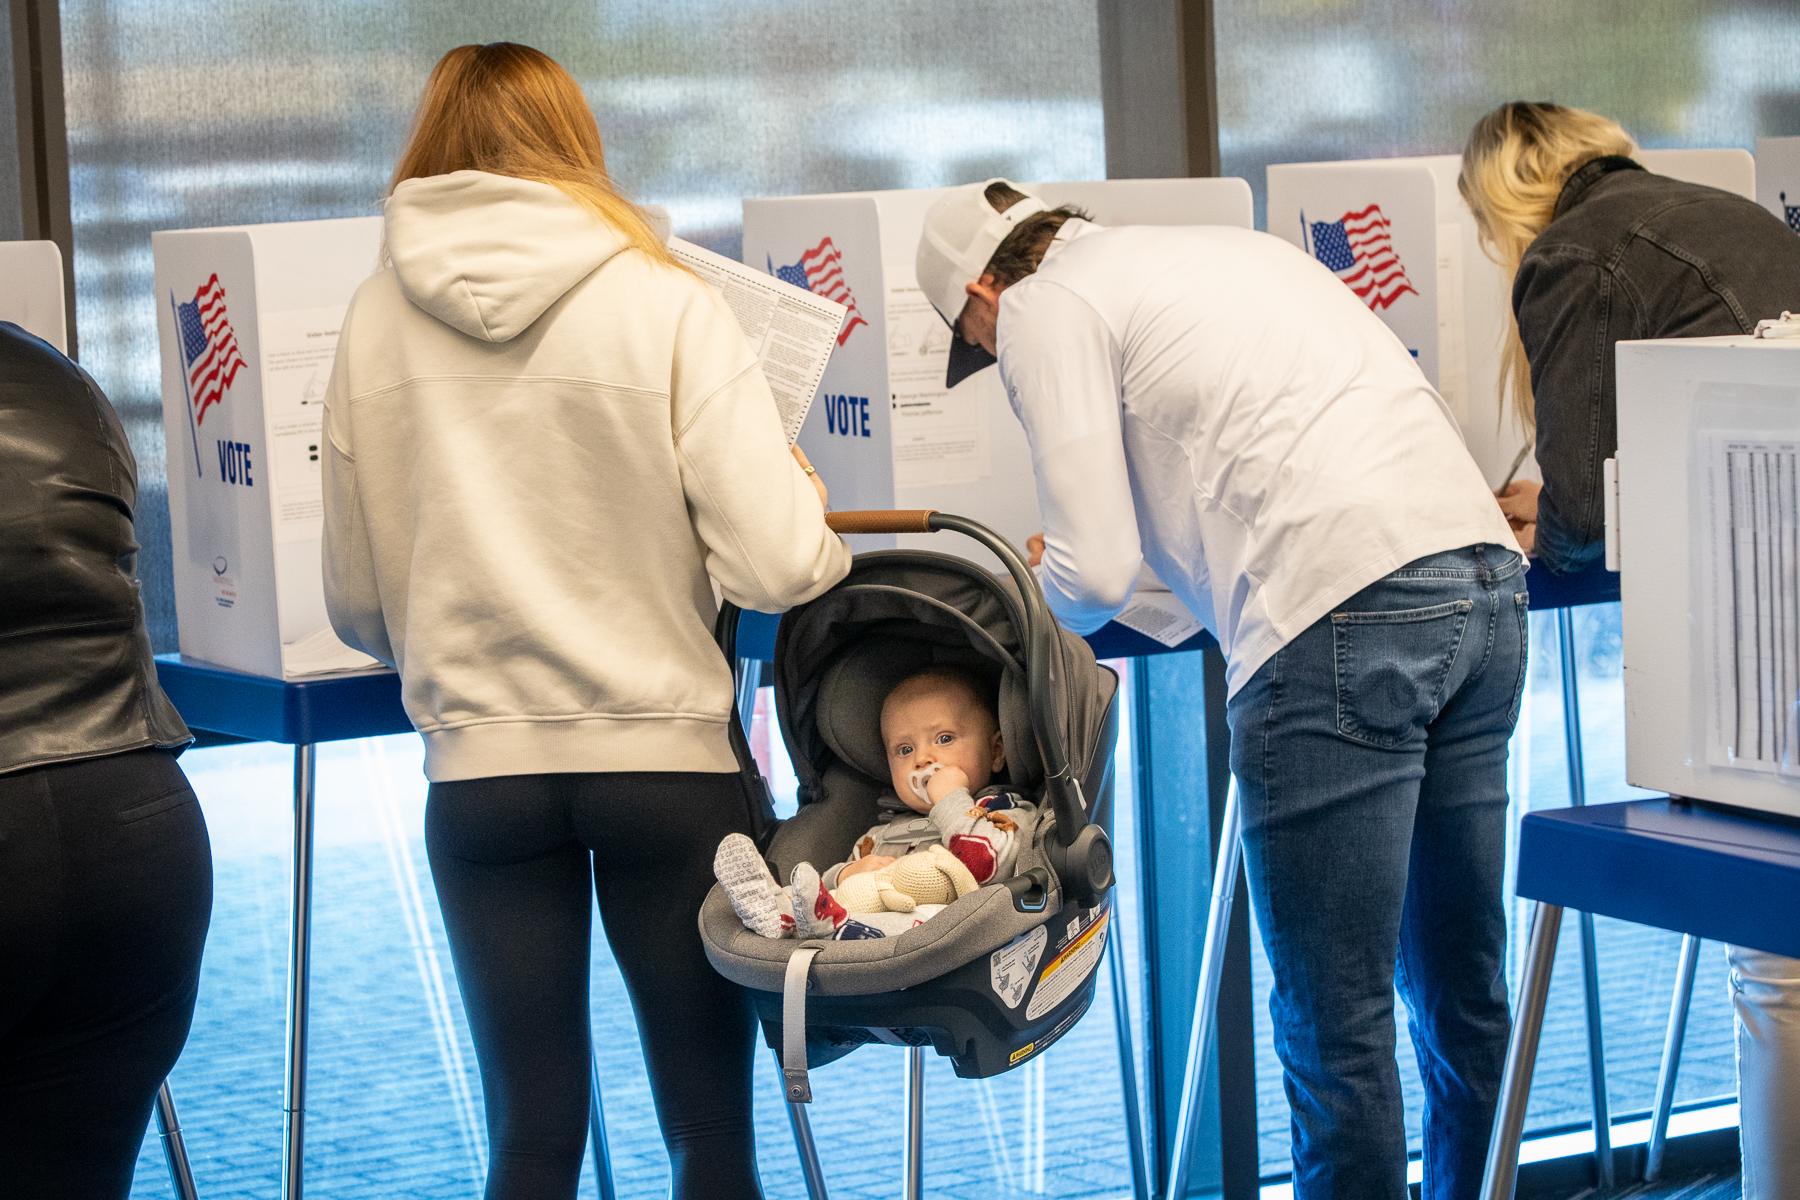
[[879, 680, 1004, 814]]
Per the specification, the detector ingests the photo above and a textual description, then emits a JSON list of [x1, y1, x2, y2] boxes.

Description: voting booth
[[1, 240, 69, 353], [1756, 136, 1800, 234], [152, 218, 384, 679], [1266, 149, 1756, 488], [743, 179, 1254, 569], [1613, 335, 1800, 820]]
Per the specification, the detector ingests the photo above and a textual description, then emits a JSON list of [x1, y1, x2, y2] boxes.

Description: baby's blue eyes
[[892, 733, 956, 758]]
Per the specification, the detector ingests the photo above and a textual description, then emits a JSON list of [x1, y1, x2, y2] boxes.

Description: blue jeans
[[1227, 545, 1528, 1200]]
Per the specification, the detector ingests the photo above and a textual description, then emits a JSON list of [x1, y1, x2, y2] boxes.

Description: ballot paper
[[669, 237, 846, 444], [1113, 590, 1206, 649], [1704, 434, 1800, 773], [280, 624, 382, 679]]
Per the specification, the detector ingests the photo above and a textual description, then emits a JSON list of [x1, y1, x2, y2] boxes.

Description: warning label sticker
[[990, 925, 1048, 1009], [1025, 909, 1109, 1021]]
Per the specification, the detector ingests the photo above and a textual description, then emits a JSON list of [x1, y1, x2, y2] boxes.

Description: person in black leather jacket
[[0, 321, 212, 1197], [1459, 101, 1800, 576]]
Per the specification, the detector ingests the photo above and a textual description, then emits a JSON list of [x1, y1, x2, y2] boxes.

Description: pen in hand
[[1494, 442, 1539, 556], [1498, 441, 1534, 492]]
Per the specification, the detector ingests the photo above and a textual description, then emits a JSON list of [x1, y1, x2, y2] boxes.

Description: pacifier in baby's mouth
[[908, 763, 942, 805]]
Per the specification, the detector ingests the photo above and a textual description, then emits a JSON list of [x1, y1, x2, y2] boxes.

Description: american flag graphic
[[771, 237, 868, 346], [175, 274, 246, 426], [1782, 192, 1800, 236], [1306, 204, 1419, 312]]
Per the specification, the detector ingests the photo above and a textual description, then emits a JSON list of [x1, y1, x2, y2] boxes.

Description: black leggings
[[0, 748, 213, 1199], [426, 770, 764, 1200]]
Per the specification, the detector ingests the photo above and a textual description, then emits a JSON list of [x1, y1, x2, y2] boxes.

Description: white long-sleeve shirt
[[997, 220, 1517, 696]]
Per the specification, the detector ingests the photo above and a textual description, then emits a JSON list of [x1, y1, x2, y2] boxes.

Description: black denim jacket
[[0, 322, 191, 774], [1514, 156, 1800, 573]]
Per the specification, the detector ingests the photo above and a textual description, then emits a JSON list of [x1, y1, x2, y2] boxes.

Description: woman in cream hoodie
[[322, 43, 847, 1200]]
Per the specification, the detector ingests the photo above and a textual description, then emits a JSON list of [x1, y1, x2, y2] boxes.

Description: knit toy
[[833, 844, 981, 915]]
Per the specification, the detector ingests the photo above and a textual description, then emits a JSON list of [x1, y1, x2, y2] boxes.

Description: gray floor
[[1558, 1170, 1741, 1199]]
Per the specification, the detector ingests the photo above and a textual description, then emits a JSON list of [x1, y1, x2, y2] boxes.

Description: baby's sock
[[788, 862, 847, 938], [714, 834, 795, 938]]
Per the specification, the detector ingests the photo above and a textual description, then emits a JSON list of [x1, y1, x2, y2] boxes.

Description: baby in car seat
[[714, 665, 1039, 940]]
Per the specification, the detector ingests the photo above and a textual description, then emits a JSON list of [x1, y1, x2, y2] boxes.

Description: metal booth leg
[[1554, 609, 1614, 1190], [1162, 776, 1243, 1200], [903, 1047, 925, 1200], [587, 1044, 617, 1200], [779, 1051, 832, 1200], [155, 1080, 200, 1200], [735, 657, 762, 742], [1108, 912, 1153, 1200], [283, 743, 317, 1200], [1644, 933, 1703, 1181], [1481, 902, 1565, 1200]]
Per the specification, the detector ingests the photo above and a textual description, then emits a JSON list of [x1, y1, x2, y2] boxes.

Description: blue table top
[[155, 611, 1217, 744], [155, 655, 411, 747], [152, 560, 1617, 745], [1521, 559, 1618, 612], [1515, 797, 1800, 959]]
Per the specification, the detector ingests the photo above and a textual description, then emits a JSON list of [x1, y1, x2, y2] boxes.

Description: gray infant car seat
[[699, 511, 1120, 1107]]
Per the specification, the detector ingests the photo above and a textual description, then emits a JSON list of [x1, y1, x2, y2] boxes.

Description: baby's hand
[[838, 855, 895, 881], [926, 766, 970, 805]]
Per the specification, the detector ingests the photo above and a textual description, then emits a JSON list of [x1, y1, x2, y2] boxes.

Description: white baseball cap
[[915, 178, 1049, 387]]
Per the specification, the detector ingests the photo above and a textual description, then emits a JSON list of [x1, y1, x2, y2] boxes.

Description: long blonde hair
[[390, 43, 675, 268], [1458, 102, 1637, 428]]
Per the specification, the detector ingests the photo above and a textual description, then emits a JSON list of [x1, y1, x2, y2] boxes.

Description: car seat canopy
[[777, 552, 1116, 799]]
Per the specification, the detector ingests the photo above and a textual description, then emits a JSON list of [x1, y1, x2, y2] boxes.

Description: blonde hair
[[1458, 102, 1637, 428], [389, 43, 675, 268]]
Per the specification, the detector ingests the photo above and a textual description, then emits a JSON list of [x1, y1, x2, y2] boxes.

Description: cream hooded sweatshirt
[[322, 171, 849, 781]]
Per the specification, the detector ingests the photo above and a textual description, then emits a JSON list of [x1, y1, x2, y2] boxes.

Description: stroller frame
[[718, 509, 1152, 1200]]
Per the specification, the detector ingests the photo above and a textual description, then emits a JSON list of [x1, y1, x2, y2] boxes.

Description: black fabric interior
[[772, 550, 1117, 824]]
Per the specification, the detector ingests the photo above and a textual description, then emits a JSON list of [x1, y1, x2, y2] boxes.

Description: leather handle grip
[[826, 509, 937, 535]]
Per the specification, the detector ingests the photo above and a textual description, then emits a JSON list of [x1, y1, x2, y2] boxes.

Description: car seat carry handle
[[826, 509, 937, 535], [826, 510, 1107, 903]]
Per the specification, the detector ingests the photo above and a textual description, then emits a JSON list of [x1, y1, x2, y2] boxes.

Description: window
[[1215, 1, 1800, 226], [60, 0, 1106, 653]]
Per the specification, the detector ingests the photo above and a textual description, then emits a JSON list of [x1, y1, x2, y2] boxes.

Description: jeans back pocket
[[1332, 599, 1474, 749], [1505, 591, 1531, 729], [114, 784, 198, 825]]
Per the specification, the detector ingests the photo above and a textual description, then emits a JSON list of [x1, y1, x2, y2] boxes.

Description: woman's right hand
[[1496, 480, 1540, 528], [792, 445, 828, 509]]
